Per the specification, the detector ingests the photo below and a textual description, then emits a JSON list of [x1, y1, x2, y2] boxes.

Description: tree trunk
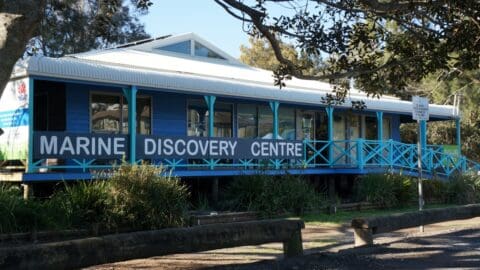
[[0, 1, 45, 96]]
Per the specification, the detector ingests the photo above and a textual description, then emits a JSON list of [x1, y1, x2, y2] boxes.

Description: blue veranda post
[[123, 86, 137, 164]]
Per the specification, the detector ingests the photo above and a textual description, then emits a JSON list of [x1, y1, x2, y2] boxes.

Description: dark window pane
[[91, 94, 121, 133], [258, 105, 273, 138], [194, 42, 225, 60], [120, 96, 151, 135], [137, 97, 151, 135], [188, 99, 208, 137], [383, 117, 391, 139], [365, 116, 377, 140], [214, 102, 232, 137], [156, 41, 191, 55], [279, 107, 295, 140], [238, 104, 257, 138]]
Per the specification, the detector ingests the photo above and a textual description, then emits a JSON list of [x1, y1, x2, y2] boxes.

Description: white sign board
[[412, 96, 429, 121]]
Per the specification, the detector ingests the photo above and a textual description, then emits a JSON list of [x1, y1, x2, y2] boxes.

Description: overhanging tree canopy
[[0, 0, 151, 97], [1, 0, 479, 99], [215, 0, 480, 98]]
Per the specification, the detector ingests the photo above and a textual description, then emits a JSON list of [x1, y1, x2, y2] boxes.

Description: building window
[[279, 107, 295, 140], [237, 104, 277, 139], [362, 115, 390, 140], [237, 104, 297, 139], [383, 117, 391, 140], [296, 110, 314, 140], [364, 116, 377, 140], [194, 42, 226, 60], [91, 93, 151, 134], [155, 40, 191, 55], [349, 114, 362, 139], [258, 105, 273, 138], [238, 104, 257, 139], [187, 99, 208, 137], [187, 99, 233, 137], [214, 103, 233, 137]]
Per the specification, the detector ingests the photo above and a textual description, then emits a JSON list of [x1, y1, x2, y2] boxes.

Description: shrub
[[445, 174, 480, 204], [50, 180, 112, 231], [0, 184, 56, 233], [0, 184, 31, 233], [355, 174, 415, 208], [108, 164, 190, 230], [422, 179, 448, 203], [222, 173, 325, 217], [0, 164, 191, 234], [220, 174, 265, 212]]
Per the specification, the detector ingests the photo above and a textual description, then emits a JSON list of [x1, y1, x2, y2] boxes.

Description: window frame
[[89, 91, 152, 135], [186, 99, 234, 138]]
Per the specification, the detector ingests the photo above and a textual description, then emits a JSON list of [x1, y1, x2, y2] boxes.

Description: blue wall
[[66, 83, 89, 132], [63, 82, 403, 142], [65, 84, 190, 136], [150, 91, 187, 135]]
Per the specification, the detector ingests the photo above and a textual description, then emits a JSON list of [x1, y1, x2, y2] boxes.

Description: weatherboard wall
[[61, 82, 400, 139], [27, 78, 407, 179]]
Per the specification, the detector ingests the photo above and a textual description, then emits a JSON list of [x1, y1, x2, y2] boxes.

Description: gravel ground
[[87, 217, 480, 270]]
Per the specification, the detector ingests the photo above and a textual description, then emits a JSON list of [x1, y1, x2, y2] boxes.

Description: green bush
[[0, 184, 58, 233], [50, 180, 112, 231], [355, 173, 480, 207], [0, 163, 190, 234], [422, 179, 448, 203], [445, 174, 480, 204], [108, 164, 190, 230], [355, 174, 415, 208], [221, 174, 265, 212], [222, 173, 325, 217]]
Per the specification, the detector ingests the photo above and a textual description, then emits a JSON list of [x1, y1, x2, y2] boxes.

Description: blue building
[[0, 33, 477, 185]]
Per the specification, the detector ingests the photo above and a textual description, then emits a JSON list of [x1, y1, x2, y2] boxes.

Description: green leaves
[[222, 173, 326, 217], [219, 0, 480, 97], [40, 0, 150, 57]]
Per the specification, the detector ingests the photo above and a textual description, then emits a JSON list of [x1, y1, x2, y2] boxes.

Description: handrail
[[303, 139, 480, 177]]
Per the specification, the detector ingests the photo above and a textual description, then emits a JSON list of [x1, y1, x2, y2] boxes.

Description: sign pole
[[412, 96, 428, 233], [417, 120, 424, 233]]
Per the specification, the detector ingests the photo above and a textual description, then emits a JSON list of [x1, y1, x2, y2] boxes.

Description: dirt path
[[85, 217, 480, 270]]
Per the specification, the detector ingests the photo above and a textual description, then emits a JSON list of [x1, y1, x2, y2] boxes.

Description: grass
[[302, 204, 458, 226]]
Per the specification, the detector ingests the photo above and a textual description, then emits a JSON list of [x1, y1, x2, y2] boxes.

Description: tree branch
[[213, 0, 252, 22]]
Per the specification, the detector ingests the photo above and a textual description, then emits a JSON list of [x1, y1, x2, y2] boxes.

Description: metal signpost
[[412, 96, 429, 233]]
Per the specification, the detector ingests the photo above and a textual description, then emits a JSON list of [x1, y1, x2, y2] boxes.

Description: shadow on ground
[[206, 228, 480, 270]]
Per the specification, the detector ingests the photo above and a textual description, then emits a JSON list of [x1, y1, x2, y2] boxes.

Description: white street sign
[[412, 96, 429, 121]]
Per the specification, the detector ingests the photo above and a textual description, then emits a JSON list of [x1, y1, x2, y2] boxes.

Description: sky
[[140, 1, 251, 58]]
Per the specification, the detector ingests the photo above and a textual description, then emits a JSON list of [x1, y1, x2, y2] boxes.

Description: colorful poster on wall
[[0, 78, 29, 161]]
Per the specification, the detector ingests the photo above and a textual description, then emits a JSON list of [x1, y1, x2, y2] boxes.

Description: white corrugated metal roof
[[11, 32, 457, 119]]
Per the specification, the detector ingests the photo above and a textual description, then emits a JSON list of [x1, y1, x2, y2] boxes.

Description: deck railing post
[[123, 86, 137, 164], [376, 111, 384, 165], [325, 107, 334, 166], [388, 139, 394, 169], [357, 139, 364, 170], [270, 101, 280, 169], [204, 95, 216, 170], [376, 111, 383, 141]]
